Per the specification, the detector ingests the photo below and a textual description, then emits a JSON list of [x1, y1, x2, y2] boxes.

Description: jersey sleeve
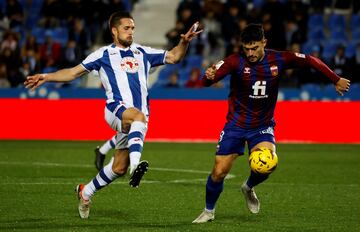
[[137, 45, 166, 67], [282, 51, 340, 84], [201, 54, 239, 86], [81, 48, 104, 72]]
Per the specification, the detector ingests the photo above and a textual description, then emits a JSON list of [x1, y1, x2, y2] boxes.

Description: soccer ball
[[249, 147, 278, 174]]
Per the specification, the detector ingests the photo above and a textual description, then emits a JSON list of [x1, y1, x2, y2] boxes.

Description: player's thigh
[[122, 107, 146, 124], [251, 141, 276, 153], [247, 126, 276, 153], [216, 126, 246, 155]]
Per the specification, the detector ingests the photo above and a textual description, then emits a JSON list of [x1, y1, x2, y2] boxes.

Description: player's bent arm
[[306, 55, 340, 84], [165, 22, 202, 64], [306, 55, 351, 95], [201, 56, 237, 87], [165, 40, 189, 64]]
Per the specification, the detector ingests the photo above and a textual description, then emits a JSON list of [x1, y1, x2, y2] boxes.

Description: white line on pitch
[[0, 161, 236, 184]]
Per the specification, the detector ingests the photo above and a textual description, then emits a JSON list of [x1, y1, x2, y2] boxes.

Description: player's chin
[[248, 57, 258, 63]]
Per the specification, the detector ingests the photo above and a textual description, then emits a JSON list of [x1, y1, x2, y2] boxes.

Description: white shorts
[[104, 105, 148, 150]]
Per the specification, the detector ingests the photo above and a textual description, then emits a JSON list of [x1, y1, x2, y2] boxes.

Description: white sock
[[129, 152, 141, 174], [83, 157, 118, 200], [128, 121, 146, 173], [99, 135, 116, 154]]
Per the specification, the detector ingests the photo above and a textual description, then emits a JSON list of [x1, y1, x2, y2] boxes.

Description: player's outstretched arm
[[165, 22, 203, 64], [335, 77, 351, 96], [24, 65, 88, 90]]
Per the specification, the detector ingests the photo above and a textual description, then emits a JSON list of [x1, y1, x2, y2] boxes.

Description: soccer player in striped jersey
[[24, 11, 202, 219], [192, 24, 350, 223]]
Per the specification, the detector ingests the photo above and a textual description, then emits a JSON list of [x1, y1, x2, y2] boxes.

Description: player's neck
[[114, 41, 131, 50]]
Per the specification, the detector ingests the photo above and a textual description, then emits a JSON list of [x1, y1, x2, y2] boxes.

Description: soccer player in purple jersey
[[25, 11, 202, 219], [192, 24, 350, 223]]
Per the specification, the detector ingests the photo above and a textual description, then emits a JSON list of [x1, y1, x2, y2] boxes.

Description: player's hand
[[180, 21, 203, 43], [205, 64, 216, 80], [24, 74, 47, 90], [335, 77, 350, 96]]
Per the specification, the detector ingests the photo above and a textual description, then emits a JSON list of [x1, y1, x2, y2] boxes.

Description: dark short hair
[[108, 11, 133, 30], [240, 24, 265, 44]]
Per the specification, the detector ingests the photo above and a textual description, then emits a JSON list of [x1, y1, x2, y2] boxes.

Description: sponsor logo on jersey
[[250, 80, 268, 99], [295, 52, 306, 58], [260, 127, 274, 136], [133, 49, 140, 55], [215, 60, 224, 70], [120, 57, 139, 73], [270, 65, 278, 76], [244, 67, 251, 74]]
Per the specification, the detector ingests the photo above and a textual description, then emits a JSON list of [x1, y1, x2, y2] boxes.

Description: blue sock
[[205, 175, 224, 211], [246, 171, 269, 188]]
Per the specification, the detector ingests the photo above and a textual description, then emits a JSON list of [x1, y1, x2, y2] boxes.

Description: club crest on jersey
[[120, 57, 139, 73], [270, 65, 278, 76]]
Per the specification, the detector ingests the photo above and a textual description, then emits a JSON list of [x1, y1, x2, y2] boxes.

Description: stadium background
[[0, 0, 359, 143]]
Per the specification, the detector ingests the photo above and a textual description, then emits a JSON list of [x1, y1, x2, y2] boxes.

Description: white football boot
[[241, 182, 260, 213], [75, 184, 91, 219], [192, 209, 215, 223]]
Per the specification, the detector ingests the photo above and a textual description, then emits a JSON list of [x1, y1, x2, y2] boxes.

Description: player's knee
[[112, 166, 127, 176], [133, 111, 146, 123], [212, 168, 228, 182]]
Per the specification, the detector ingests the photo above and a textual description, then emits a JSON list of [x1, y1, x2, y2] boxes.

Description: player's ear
[[263, 39, 267, 47], [111, 27, 117, 37]]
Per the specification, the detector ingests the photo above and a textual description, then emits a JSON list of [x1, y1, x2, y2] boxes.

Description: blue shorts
[[216, 123, 276, 156]]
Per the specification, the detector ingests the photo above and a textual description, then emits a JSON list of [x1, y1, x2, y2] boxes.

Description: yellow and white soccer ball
[[249, 147, 278, 174]]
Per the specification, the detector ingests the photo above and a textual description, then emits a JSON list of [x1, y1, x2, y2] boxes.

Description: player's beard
[[118, 36, 133, 48]]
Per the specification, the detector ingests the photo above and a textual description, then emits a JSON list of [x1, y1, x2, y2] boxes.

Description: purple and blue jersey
[[202, 49, 340, 129]]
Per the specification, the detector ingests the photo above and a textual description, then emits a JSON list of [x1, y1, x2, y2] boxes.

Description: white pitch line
[[0, 161, 236, 185]]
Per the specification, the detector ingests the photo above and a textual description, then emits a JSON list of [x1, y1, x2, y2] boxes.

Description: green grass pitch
[[0, 141, 359, 232]]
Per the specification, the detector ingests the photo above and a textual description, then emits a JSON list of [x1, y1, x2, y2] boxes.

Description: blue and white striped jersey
[[81, 43, 167, 116]]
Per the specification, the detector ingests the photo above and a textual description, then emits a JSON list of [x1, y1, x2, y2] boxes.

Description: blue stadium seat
[[307, 28, 326, 44], [351, 29, 360, 44], [307, 14, 324, 31], [185, 54, 203, 69], [30, 0, 43, 9], [329, 29, 348, 44], [321, 42, 338, 63], [178, 67, 192, 86], [0, 0, 6, 11], [52, 27, 69, 46], [328, 14, 346, 30], [345, 42, 357, 58], [301, 41, 321, 55], [154, 65, 179, 87], [25, 14, 40, 30], [322, 84, 338, 99], [31, 27, 46, 44], [350, 14, 360, 31], [252, 0, 265, 9], [301, 84, 321, 100]]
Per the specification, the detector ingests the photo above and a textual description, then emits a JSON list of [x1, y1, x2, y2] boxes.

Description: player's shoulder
[[267, 48, 305, 57], [226, 53, 241, 62], [132, 43, 165, 54], [87, 45, 112, 57]]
